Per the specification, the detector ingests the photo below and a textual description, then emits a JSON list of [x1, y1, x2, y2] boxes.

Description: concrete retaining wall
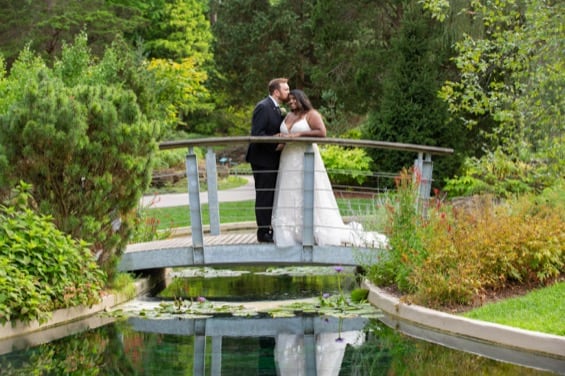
[[363, 279, 565, 359], [0, 279, 150, 342]]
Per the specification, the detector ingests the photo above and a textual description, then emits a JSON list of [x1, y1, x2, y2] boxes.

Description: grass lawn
[[462, 281, 565, 336], [144, 200, 255, 229], [146, 175, 248, 195], [142, 197, 386, 231]]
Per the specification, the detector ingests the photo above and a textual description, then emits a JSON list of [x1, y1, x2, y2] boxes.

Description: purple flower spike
[[197, 296, 206, 303], [334, 266, 344, 273], [322, 293, 330, 299]]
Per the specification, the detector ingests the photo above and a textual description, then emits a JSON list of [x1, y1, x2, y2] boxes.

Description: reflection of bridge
[[128, 315, 369, 376], [118, 137, 453, 272]]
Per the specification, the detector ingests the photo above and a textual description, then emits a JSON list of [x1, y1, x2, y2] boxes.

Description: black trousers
[[251, 164, 278, 236]]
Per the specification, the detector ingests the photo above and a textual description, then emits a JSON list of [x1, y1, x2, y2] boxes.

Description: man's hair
[[268, 78, 288, 94]]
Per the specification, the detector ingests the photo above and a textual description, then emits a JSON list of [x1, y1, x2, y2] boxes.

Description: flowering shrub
[[366, 170, 565, 308], [368, 168, 426, 292]]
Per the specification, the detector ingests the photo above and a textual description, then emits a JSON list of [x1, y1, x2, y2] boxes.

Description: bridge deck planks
[[126, 232, 259, 253]]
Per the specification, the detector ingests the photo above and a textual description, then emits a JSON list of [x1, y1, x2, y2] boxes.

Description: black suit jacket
[[245, 97, 283, 169]]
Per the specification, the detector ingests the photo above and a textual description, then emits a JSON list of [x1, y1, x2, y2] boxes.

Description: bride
[[271, 89, 388, 248]]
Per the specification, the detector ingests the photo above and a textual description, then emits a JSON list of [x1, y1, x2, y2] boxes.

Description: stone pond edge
[[362, 279, 565, 359], [0, 279, 151, 341]]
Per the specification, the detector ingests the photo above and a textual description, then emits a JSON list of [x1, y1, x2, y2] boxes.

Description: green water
[[0, 319, 555, 375], [159, 266, 359, 301], [0, 267, 561, 375]]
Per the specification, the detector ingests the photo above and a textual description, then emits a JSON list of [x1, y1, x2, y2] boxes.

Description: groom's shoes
[[257, 232, 274, 243]]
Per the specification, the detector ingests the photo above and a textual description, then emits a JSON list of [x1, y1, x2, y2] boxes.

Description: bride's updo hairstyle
[[290, 89, 314, 114]]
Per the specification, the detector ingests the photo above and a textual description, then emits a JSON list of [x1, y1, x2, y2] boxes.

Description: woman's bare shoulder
[[306, 109, 322, 118]]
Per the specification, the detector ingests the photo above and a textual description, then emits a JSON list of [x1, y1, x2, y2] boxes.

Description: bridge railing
[[155, 137, 453, 248]]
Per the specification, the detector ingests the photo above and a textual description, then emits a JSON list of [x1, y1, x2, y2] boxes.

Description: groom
[[246, 78, 290, 243]]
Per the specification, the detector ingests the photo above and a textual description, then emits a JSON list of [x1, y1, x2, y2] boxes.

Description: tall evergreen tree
[[0, 35, 158, 277], [212, 0, 297, 101], [0, 0, 145, 66], [308, 0, 400, 114], [362, 3, 466, 187], [141, 0, 212, 62], [137, 0, 215, 134]]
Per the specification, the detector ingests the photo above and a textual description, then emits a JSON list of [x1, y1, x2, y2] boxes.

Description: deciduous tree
[[424, 0, 564, 194]]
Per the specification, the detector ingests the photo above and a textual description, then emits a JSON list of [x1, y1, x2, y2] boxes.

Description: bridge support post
[[211, 336, 222, 376], [193, 335, 206, 375], [193, 319, 207, 375], [187, 147, 204, 251], [302, 145, 315, 261], [303, 316, 317, 376], [206, 147, 221, 235], [414, 152, 433, 217]]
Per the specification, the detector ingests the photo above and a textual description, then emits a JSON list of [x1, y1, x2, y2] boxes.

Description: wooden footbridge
[[118, 137, 453, 273], [119, 233, 387, 271]]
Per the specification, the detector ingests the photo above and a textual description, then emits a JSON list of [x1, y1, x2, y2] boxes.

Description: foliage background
[[0, 0, 563, 315]]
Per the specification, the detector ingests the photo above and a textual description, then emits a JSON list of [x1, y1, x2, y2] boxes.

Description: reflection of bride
[[272, 89, 388, 248], [274, 331, 365, 376]]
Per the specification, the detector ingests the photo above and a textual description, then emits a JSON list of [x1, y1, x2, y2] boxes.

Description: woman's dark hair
[[290, 89, 313, 113]]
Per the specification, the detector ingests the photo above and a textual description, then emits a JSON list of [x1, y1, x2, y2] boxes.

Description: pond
[[0, 267, 562, 375]]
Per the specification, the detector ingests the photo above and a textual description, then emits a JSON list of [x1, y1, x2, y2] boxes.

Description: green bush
[[152, 149, 188, 170], [152, 133, 205, 171], [366, 168, 426, 292], [129, 201, 171, 243], [320, 145, 372, 186], [443, 150, 554, 198], [0, 183, 106, 324], [0, 35, 159, 278], [366, 172, 565, 308], [410, 193, 564, 307]]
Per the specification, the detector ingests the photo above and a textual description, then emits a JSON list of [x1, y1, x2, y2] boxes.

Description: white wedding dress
[[272, 117, 388, 248], [274, 331, 365, 376]]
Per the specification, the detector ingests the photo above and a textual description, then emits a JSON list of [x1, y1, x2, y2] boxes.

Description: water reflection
[[160, 266, 359, 301], [1, 266, 563, 374], [274, 331, 364, 375], [0, 317, 559, 375], [128, 315, 367, 375]]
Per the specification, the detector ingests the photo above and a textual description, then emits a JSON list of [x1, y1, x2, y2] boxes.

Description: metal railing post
[[206, 147, 220, 235], [414, 152, 433, 217], [187, 147, 204, 253], [302, 145, 315, 257]]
